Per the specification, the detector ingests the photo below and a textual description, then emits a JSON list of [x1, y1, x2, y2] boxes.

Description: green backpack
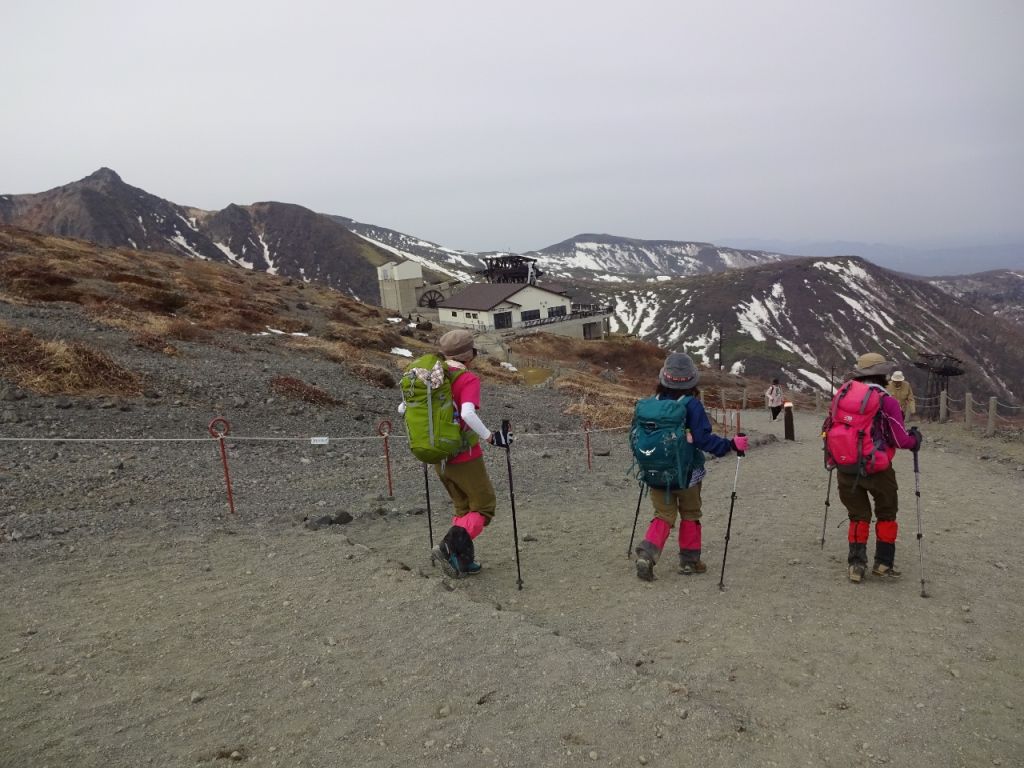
[[629, 395, 703, 492], [400, 354, 477, 464]]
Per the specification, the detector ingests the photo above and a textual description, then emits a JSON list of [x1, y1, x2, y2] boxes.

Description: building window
[[521, 309, 540, 321], [451, 312, 457, 317], [548, 305, 567, 318]]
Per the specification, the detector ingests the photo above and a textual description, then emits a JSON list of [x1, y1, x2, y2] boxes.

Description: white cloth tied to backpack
[[410, 361, 446, 389]]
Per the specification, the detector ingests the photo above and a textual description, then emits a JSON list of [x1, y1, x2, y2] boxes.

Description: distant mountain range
[[0, 169, 392, 300], [720, 238, 1024, 276], [2, 169, 1021, 400], [926, 270, 1024, 327], [587, 257, 1024, 401]]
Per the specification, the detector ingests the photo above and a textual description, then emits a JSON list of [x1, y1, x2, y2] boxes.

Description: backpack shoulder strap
[[677, 394, 693, 425], [830, 380, 855, 420]]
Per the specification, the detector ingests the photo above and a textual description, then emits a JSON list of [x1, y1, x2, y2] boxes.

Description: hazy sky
[[3, 1, 1022, 252]]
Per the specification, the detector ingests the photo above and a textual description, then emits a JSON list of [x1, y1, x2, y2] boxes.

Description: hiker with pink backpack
[[822, 352, 922, 583]]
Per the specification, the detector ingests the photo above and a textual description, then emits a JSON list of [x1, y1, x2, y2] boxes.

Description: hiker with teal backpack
[[399, 329, 505, 578], [822, 352, 922, 583], [630, 352, 749, 582]]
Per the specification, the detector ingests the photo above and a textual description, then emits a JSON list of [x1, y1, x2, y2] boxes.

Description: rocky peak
[[80, 167, 124, 188]]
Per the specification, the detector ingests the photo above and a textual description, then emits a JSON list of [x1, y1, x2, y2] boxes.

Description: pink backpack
[[823, 380, 893, 475]]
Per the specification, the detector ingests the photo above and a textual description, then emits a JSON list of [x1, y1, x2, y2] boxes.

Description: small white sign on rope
[[310, 437, 330, 445]]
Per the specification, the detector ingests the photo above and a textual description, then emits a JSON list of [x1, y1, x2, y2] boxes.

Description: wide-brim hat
[[890, 370, 906, 382], [853, 352, 895, 378], [659, 352, 699, 390]]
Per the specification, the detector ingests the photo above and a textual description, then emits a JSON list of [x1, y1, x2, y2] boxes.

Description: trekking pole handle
[[500, 419, 513, 447], [733, 431, 747, 458]]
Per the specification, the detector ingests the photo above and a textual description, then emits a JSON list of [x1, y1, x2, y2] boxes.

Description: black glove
[[908, 426, 923, 452], [488, 430, 510, 448]]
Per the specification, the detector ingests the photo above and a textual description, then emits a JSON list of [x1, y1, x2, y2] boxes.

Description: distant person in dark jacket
[[634, 352, 749, 581]]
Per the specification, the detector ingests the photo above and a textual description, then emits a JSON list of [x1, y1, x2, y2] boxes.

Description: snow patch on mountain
[[257, 233, 278, 276], [215, 241, 254, 270], [167, 234, 207, 260], [735, 282, 787, 343], [681, 327, 718, 367]]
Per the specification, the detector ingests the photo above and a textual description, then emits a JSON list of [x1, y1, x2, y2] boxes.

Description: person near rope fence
[[398, 329, 506, 578], [631, 352, 750, 582], [765, 378, 785, 421], [824, 352, 922, 584], [886, 370, 916, 420]]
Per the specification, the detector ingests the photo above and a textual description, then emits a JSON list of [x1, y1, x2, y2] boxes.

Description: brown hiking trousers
[[837, 466, 899, 522], [434, 456, 497, 521], [650, 483, 703, 525]]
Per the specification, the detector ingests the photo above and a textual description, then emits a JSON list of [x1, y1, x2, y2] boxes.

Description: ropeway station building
[[376, 255, 612, 341]]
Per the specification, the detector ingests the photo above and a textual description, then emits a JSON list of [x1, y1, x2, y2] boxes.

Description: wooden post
[[987, 396, 997, 437], [742, 387, 748, 410], [783, 402, 795, 441], [939, 390, 948, 423]]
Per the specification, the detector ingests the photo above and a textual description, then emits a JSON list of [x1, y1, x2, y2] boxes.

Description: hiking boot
[[848, 564, 865, 583], [431, 543, 482, 578], [636, 557, 655, 582], [678, 560, 707, 575], [871, 562, 902, 579], [431, 544, 461, 579]]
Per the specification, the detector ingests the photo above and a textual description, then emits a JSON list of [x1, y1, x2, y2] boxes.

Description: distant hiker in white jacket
[[765, 379, 784, 421]]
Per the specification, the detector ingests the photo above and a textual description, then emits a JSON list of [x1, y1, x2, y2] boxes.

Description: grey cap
[[438, 329, 475, 361], [659, 352, 699, 390]]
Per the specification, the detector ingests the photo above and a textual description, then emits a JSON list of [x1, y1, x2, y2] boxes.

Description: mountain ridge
[[2, 169, 1021, 403]]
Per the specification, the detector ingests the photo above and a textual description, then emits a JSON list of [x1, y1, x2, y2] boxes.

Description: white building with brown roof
[[437, 282, 609, 340]]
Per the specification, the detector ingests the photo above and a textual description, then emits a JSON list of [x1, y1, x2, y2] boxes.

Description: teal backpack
[[400, 354, 477, 464], [629, 395, 703, 492]]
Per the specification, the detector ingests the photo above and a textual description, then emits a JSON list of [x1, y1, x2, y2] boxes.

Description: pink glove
[[732, 434, 749, 456]]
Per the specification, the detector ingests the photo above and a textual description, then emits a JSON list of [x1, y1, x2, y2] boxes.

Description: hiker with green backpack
[[630, 352, 749, 582], [399, 329, 506, 578]]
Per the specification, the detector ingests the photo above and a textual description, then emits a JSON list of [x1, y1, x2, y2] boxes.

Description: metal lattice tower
[[478, 255, 543, 284], [913, 352, 965, 420]]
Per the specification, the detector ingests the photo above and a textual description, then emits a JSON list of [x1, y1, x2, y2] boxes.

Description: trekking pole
[[913, 446, 928, 598], [423, 463, 435, 564], [500, 419, 524, 590], [718, 433, 745, 591], [627, 482, 646, 558], [821, 469, 833, 549]]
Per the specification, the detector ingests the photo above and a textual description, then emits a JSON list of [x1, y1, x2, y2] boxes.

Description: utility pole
[[718, 319, 724, 371]]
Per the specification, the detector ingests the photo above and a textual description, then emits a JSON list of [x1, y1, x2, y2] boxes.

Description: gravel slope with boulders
[[2, 300, 1023, 768]]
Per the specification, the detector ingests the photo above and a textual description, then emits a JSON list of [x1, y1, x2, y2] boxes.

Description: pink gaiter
[[679, 519, 701, 551], [643, 518, 672, 553], [453, 511, 486, 540]]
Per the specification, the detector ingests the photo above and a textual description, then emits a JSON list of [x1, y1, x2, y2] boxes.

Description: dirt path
[[2, 410, 1022, 767]]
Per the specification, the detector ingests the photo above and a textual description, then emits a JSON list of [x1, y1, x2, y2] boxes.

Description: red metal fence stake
[[378, 420, 394, 497], [208, 417, 236, 515]]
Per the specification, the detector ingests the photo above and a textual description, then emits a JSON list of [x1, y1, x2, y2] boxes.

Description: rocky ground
[[2, 300, 1023, 768]]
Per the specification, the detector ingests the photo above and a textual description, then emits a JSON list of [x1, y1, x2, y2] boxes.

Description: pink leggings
[[452, 511, 486, 539], [642, 517, 701, 557]]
